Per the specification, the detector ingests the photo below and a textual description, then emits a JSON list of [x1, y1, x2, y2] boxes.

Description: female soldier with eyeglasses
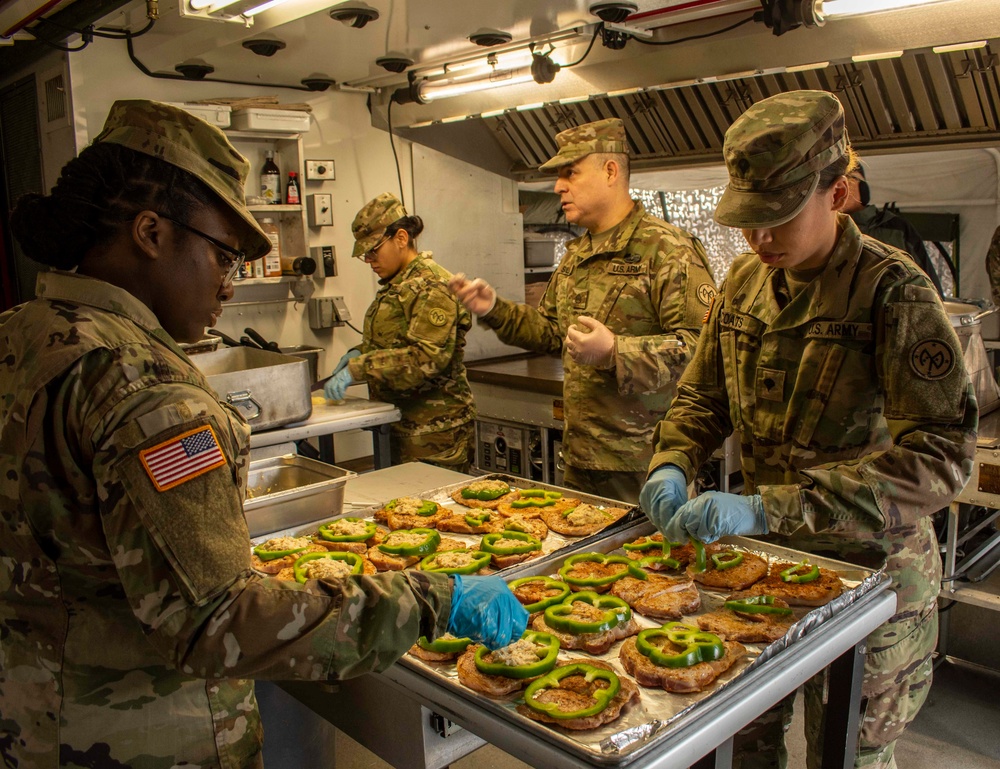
[[324, 192, 476, 472], [0, 101, 524, 768]]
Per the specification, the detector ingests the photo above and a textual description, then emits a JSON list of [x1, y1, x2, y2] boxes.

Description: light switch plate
[[307, 194, 333, 227], [305, 159, 335, 180]]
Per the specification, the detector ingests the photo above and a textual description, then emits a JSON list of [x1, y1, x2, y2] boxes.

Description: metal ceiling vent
[[589, 2, 638, 23], [376, 53, 414, 73], [328, 1, 380, 28], [469, 28, 513, 47]]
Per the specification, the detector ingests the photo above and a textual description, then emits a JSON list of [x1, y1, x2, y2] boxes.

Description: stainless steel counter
[[466, 354, 564, 397], [272, 463, 895, 769]]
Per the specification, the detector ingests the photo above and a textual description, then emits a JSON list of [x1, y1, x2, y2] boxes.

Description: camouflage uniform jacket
[[0, 271, 451, 768], [348, 252, 475, 436], [987, 225, 1000, 307], [483, 202, 716, 472], [651, 216, 977, 624]]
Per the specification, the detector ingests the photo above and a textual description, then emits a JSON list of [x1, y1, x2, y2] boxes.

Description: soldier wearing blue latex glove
[[448, 574, 528, 649], [663, 491, 767, 544], [332, 348, 361, 376], [323, 367, 355, 401], [639, 465, 688, 534]]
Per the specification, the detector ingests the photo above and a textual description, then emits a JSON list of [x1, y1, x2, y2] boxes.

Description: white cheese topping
[[565, 504, 609, 526], [434, 551, 474, 568], [463, 480, 510, 494], [491, 638, 540, 667], [388, 497, 426, 515], [325, 519, 370, 536], [384, 530, 429, 547], [491, 537, 533, 551], [303, 559, 354, 580], [260, 536, 311, 551]]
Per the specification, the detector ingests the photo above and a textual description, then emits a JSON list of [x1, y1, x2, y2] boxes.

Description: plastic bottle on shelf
[[259, 218, 282, 277], [285, 171, 300, 205], [260, 150, 280, 204], [280, 256, 317, 276]]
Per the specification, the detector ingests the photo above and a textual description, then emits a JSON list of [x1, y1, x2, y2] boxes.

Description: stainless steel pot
[[943, 300, 1000, 415]]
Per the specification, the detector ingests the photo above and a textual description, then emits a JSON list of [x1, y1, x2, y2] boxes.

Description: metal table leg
[[366, 423, 393, 469], [821, 640, 866, 769], [690, 738, 733, 768]]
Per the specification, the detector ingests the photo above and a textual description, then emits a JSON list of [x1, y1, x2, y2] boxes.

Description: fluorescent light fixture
[[480, 108, 507, 117], [440, 115, 467, 123], [408, 120, 435, 128], [932, 40, 987, 54], [851, 50, 904, 62], [558, 95, 590, 104], [241, 0, 284, 15], [606, 87, 643, 97], [515, 102, 544, 111], [786, 61, 830, 72], [446, 50, 536, 74], [182, 0, 291, 20], [417, 68, 533, 101], [818, 0, 954, 20]]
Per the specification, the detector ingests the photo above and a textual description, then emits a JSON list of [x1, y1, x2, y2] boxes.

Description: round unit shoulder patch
[[909, 339, 955, 380], [428, 307, 449, 327], [697, 283, 718, 306]]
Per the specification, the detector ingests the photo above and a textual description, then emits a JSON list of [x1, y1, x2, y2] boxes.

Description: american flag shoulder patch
[[140, 425, 227, 492]]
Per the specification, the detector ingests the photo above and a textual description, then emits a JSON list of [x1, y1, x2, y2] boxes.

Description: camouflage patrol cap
[[352, 192, 407, 258], [538, 118, 628, 172], [94, 99, 271, 260], [715, 90, 848, 229]]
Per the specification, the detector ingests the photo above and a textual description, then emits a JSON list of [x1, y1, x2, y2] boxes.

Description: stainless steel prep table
[[275, 464, 895, 769], [250, 395, 401, 468]]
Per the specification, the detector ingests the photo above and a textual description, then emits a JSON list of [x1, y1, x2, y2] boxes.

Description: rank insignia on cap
[[140, 425, 226, 492], [909, 339, 955, 380]]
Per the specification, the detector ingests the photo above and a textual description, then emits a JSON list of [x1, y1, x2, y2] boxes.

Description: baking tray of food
[[397, 520, 888, 767], [248, 473, 645, 581]]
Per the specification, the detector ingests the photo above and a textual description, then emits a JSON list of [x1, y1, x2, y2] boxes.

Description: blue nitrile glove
[[639, 465, 689, 534], [663, 491, 768, 544], [448, 574, 528, 649], [332, 349, 361, 376], [323, 367, 355, 401]]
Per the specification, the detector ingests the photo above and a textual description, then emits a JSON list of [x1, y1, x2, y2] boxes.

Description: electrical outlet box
[[305, 159, 335, 180], [330, 296, 351, 322], [310, 245, 336, 277], [307, 194, 333, 227], [308, 297, 339, 329]]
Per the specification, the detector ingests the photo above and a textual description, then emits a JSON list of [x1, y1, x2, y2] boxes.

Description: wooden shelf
[[248, 204, 303, 213]]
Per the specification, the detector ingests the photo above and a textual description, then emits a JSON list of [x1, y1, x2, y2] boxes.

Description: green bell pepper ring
[[636, 554, 681, 570], [463, 511, 491, 527], [711, 551, 744, 571], [292, 551, 363, 583], [519, 488, 561, 499], [635, 622, 725, 668], [558, 552, 645, 587], [543, 591, 632, 634], [523, 663, 621, 720], [690, 539, 707, 573], [253, 542, 310, 561], [723, 595, 793, 616], [508, 576, 572, 613], [317, 517, 378, 543], [418, 549, 492, 575], [480, 530, 542, 555], [780, 560, 821, 583], [417, 635, 474, 654], [473, 630, 560, 678], [510, 497, 558, 508], [376, 528, 441, 557], [461, 485, 510, 501]]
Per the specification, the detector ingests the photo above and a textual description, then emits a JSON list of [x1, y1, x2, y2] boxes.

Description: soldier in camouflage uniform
[[986, 224, 1000, 307], [324, 193, 476, 472], [450, 118, 717, 504], [0, 100, 525, 768], [641, 91, 977, 768]]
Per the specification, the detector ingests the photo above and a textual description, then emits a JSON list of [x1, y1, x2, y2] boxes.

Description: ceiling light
[[515, 102, 544, 111], [932, 40, 987, 54], [559, 95, 590, 104], [756, 0, 956, 36], [181, 0, 293, 22], [440, 115, 466, 123], [480, 108, 506, 117], [785, 61, 829, 71], [852, 50, 904, 62], [446, 50, 535, 74], [392, 68, 535, 104], [328, 1, 379, 27]]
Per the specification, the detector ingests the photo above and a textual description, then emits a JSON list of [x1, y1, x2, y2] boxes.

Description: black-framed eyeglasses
[[356, 235, 389, 262], [159, 213, 247, 284]]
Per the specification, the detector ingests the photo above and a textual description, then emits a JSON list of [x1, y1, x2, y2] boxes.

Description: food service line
[[270, 463, 895, 769]]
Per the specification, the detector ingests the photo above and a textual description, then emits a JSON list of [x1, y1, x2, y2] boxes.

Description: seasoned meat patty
[[688, 548, 768, 590], [623, 534, 697, 570], [498, 514, 549, 541], [531, 603, 639, 655], [250, 539, 327, 574], [742, 562, 844, 606], [610, 573, 702, 620], [436, 511, 502, 535], [542, 503, 630, 537], [367, 535, 465, 572], [450, 480, 518, 510], [696, 595, 795, 643], [516, 659, 640, 731], [619, 636, 746, 693], [497, 496, 580, 519], [456, 644, 533, 697], [561, 558, 631, 594]]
